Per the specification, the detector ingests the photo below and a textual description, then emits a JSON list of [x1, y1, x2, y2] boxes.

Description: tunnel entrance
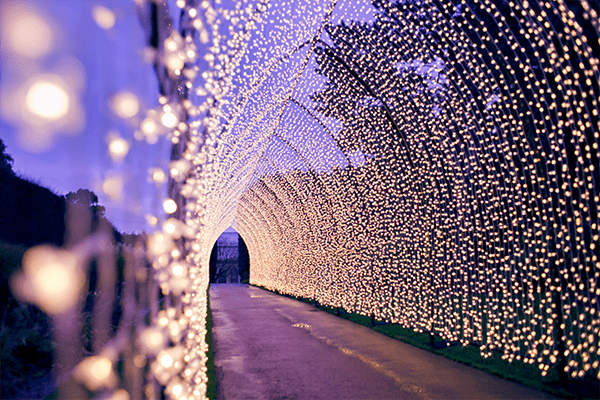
[[209, 227, 250, 284]]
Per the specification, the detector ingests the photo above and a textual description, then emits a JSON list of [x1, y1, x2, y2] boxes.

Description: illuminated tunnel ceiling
[[195, 0, 599, 380]]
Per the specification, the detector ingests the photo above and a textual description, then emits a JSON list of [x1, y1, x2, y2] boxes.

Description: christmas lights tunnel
[[2, 0, 599, 398], [203, 0, 600, 386]]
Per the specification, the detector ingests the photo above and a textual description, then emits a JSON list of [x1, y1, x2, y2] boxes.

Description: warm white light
[[172, 384, 183, 396], [139, 328, 165, 355], [159, 352, 174, 368], [163, 199, 177, 214], [102, 175, 123, 201], [11, 245, 82, 315], [161, 111, 179, 128], [164, 221, 177, 235], [149, 168, 166, 184], [111, 91, 139, 119], [26, 80, 70, 120], [108, 134, 130, 162], [6, 8, 53, 58], [74, 356, 114, 391], [172, 263, 186, 277], [92, 5, 116, 30], [109, 389, 129, 400], [166, 53, 185, 72], [146, 214, 158, 226], [89, 357, 112, 381], [141, 118, 158, 135]]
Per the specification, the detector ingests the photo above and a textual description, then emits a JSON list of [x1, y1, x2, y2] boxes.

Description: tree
[[66, 189, 106, 219], [0, 138, 14, 175]]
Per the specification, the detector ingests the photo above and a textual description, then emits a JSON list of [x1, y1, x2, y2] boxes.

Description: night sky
[[0, 0, 178, 233]]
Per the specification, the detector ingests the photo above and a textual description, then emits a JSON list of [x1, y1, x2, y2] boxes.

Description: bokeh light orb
[[5, 7, 54, 58], [25, 79, 70, 120], [111, 91, 139, 119], [163, 198, 178, 214], [92, 5, 116, 30]]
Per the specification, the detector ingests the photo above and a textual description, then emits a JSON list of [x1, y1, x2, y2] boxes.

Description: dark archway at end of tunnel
[[209, 228, 250, 284]]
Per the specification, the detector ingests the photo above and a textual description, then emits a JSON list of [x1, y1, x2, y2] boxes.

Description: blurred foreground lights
[[163, 198, 178, 214], [26, 80, 70, 120], [163, 218, 184, 239], [107, 389, 130, 400], [146, 214, 159, 227], [169, 159, 191, 182], [161, 111, 179, 128], [139, 112, 161, 143], [147, 232, 174, 258], [107, 131, 130, 162], [102, 174, 124, 202], [138, 327, 166, 355], [167, 378, 190, 399], [151, 346, 185, 385], [111, 91, 139, 119], [74, 355, 116, 391], [2, 73, 85, 153], [171, 262, 187, 277], [142, 118, 158, 134], [2, 4, 54, 58], [92, 4, 116, 30], [148, 167, 166, 184], [165, 53, 185, 72], [10, 245, 83, 315]]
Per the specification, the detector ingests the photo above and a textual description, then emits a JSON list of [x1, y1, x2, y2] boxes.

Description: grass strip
[[205, 288, 217, 400]]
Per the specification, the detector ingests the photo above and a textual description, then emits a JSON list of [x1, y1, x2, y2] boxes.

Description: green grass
[[252, 284, 598, 400], [206, 288, 217, 400]]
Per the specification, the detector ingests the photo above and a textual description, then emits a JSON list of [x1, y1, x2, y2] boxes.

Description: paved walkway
[[210, 284, 555, 399]]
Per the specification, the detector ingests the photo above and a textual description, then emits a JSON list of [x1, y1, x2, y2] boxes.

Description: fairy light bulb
[[139, 327, 165, 355], [26, 79, 70, 120], [158, 351, 173, 368], [11, 245, 83, 315], [89, 357, 112, 381], [149, 167, 166, 184], [141, 118, 158, 135], [161, 111, 179, 128], [111, 91, 139, 119], [5, 7, 54, 58], [102, 174, 123, 201], [163, 198, 177, 214], [74, 356, 114, 391], [107, 133, 130, 162], [92, 5, 116, 30]]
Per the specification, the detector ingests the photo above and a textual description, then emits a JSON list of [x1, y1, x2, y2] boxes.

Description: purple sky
[[1, 0, 170, 233]]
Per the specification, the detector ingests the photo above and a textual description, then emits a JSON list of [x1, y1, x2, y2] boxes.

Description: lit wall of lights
[[2, 0, 599, 398], [209, 0, 600, 382]]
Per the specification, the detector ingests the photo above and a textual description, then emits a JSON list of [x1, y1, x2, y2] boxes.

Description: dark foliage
[[238, 235, 250, 283], [0, 138, 14, 175], [0, 139, 127, 399], [0, 146, 66, 248], [209, 242, 218, 283]]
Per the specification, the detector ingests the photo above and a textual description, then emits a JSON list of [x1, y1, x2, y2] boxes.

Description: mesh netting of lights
[[3, 0, 599, 398], [196, 0, 600, 382]]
